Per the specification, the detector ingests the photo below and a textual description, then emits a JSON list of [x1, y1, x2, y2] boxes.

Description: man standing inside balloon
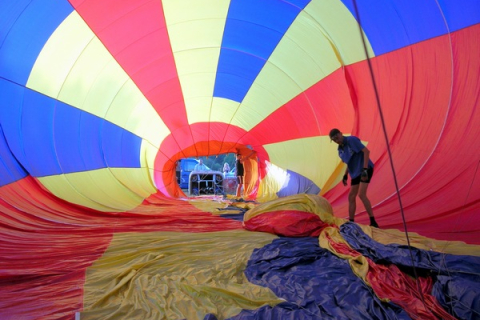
[[329, 129, 379, 228], [235, 146, 255, 200]]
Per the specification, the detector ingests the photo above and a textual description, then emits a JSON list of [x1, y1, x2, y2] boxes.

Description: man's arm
[[361, 147, 370, 181], [362, 147, 370, 168]]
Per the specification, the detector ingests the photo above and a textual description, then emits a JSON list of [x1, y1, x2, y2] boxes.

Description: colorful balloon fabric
[[1, 0, 480, 319]]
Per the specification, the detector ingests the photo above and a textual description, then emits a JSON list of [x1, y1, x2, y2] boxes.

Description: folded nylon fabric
[[340, 222, 480, 319], [79, 230, 283, 320], [243, 237, 412, 320], [320, 225, 456, 320]]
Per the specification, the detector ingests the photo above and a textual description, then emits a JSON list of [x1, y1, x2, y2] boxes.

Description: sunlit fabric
[[1, 0, 480, 319]]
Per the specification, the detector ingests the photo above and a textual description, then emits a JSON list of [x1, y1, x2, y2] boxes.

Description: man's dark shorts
[[351, 167, 374, 185]]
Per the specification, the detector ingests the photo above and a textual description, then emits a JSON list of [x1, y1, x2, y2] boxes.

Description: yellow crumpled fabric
[[243, 193, 341, 226], [79, 194, 480, 319], [319, 226, 371, 283], [79, 229, 283, 320], [243, 193, 480, 257]]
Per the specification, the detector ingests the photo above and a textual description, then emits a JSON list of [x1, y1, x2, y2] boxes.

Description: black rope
[[350, 0, 428, 306]]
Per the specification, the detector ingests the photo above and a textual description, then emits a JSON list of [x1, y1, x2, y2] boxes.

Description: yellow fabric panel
[[304, 0, 375, 65], [369, 228, 480, 257], [319, 226, 371, 283], [184, 95, 214, 124], [38, 168, 154, 212], [255, 162, 287, 203], [163, 0, 231, 27], [55, 37, 114, 113], [244, 194, 338, 226], [80, 230, 283, 320], [209, 97, 241, 124], [175, 48, 217, 124], [163, 0, 230, 125], [140, 140, 159, 189], [230, 0, 374, 132], [263, 137, 341, 192], [319, 161, 347, 196], [27, 11, 169, 147], [108, 168, 157, 202], [188, 198, 229, 213], [102, 80, 170, 148], [230, 18, 341, 130], [228, 67, 294, 131], [73, 59, 128, 117], [26, 11, 92, 98]]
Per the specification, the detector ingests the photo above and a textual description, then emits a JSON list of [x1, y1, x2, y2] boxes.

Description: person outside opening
[[235, 148, 255, 200], [194, 159, 208, 172], [222, 162, 231, 177], [329, 128, 379, 228]]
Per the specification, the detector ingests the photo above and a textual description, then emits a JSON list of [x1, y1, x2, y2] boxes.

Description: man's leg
[[348, 184, 359, 221], [358, 182, 379, 227], [358, 182, 373, 217], [236, 176, 243, 198]]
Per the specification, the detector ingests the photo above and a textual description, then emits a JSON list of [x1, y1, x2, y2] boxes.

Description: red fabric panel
[[246, 68, 355, 144], [325, 25, 480, 244], [243, 210, 332, 237], [366, 262, 456, 320]]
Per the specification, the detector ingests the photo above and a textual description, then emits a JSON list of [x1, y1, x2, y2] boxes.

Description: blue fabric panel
[[0, 125, 28, 186], [77, 112, 105, 171], [340, 222, 480, 278], [0, 80, 30, 187], [214, 50, 268, 102], [438, 0, 480, 33], [0, 80, 142, 177], [341, 0, 480, 56], [21, 90, 63, 177], [56, 106, 142, 172], [214, 0, 310, 102], [0, 80, 63, 177], [276, 170, 321, 198], [53, 104, 142, 173], [53, 105, 104, 173], [0, 0, 73, 85], [239, 237, 412, 319], [101, 119, 142, 168], [340, 222, 480, 320], [433, 275, 480, 320], [0, 81, 30, 174]]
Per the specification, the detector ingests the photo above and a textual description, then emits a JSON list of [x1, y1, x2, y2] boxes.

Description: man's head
[[198, 159, 203, 165], [329, 128, 343, 144]]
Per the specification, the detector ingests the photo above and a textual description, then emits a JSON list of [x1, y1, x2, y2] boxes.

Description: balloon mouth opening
[[153, 142, 264, 199]]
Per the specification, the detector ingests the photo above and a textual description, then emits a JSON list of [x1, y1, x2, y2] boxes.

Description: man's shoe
[[370, 220, 379, 228]]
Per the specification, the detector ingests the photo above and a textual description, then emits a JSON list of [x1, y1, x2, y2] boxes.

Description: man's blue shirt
[[338, 136, 374, 179]]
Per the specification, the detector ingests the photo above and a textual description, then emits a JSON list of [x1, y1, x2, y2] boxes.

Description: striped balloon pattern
[[1, 0, 480, 319]]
